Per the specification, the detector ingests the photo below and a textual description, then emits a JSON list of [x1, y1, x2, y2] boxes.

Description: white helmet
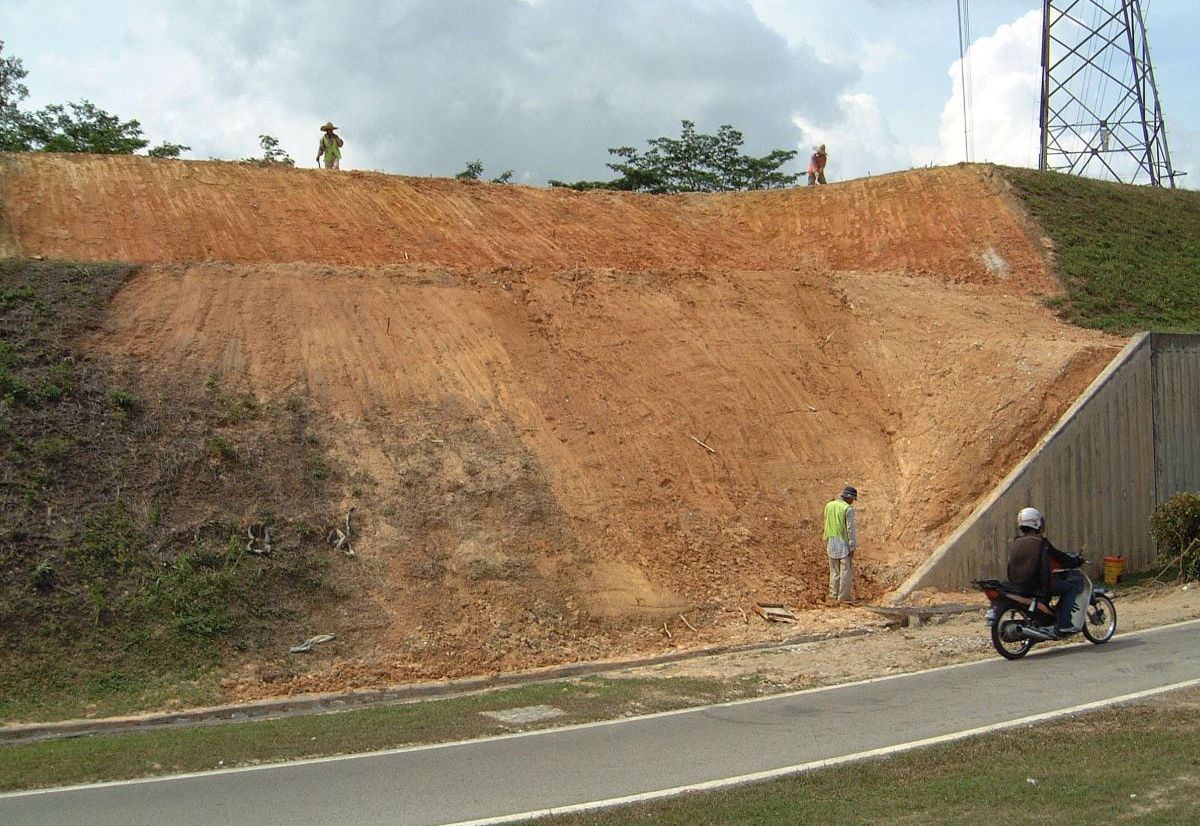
[[1017, 507, 1044, 531]]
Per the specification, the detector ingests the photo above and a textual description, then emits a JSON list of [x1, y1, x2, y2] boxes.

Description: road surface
[[3, 619, 1198, 826]]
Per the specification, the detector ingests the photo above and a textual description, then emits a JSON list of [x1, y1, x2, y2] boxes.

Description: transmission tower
[[1038, 0, 1177, 187]]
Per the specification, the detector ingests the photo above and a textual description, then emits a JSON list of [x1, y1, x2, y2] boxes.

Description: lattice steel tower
[[1039, 0, 1177, 187]]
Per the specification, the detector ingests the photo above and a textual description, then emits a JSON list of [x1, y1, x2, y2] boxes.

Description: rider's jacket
[[1007, 533, 1077, 597]]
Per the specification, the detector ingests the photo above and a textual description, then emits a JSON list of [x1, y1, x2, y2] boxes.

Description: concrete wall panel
[[898, 332, 1199, 594]]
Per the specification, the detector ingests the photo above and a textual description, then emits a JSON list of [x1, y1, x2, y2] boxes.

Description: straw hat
[[321, 122, 338, 132]]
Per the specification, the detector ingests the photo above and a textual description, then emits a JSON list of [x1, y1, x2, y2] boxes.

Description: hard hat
[[1017, 507, 1043, 531]]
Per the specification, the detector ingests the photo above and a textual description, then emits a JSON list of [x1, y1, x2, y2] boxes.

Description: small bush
[[32, 436, 72, 466], [106, 388, 141, 416], [205, 435, 239, 464], [31, 559, 56, 591], [1150, 492, 1200, 581]]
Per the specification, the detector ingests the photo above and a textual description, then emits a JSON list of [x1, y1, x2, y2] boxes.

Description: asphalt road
[[3, 619, 1198, 826]]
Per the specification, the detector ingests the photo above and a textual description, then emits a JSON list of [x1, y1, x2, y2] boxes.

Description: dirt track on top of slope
[[0, 154, 1124, 701]]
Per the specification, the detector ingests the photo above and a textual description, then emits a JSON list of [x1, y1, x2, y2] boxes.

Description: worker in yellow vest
[[317, 122, 344, 170], [822, 485, 858, 603]]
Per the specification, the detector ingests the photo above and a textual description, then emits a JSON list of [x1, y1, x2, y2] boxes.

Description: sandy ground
[[624, 583, 1200, 689], [0, 154, 1131, 700]]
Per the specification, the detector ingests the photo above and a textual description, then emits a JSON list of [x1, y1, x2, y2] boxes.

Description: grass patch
[[3, 681, 1197, 826], [0, 258, 346, 722], [545, 688, 1200, 825], [0, 675, 759, 792], [1000, 166, 1200, 333]]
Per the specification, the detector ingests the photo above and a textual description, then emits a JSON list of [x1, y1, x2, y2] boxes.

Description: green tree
[[1, 41, 183, 156], [0, 40, 31, 151], [554, 120, 801, 194], [455, 160, 513, 183], [22, 101, 148, 154], [244, 134, 294, 167], [148, 141, 191, 159], [455, 159, 484, 180]]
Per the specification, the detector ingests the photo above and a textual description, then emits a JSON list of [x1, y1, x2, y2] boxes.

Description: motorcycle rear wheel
[[1082, 594, 1117, 644], [991, 606, 1034, 659]]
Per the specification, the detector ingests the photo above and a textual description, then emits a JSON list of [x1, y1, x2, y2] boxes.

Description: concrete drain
[[481, 705, 566, 725]]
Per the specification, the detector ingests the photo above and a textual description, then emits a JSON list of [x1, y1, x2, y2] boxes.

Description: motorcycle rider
[[1006, 507, 1087, 639]]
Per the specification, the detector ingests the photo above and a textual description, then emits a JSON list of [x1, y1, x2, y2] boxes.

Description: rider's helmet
[[1017, 507, 1044, 531]]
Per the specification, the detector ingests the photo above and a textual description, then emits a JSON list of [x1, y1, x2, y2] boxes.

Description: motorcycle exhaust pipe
[[1022, 625, 1058, 642]]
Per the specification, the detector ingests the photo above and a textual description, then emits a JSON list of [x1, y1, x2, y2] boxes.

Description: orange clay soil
[[0, 154, 1121, 699]]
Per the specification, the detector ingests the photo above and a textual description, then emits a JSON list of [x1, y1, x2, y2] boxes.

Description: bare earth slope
[[0, 154, 1119, 698]]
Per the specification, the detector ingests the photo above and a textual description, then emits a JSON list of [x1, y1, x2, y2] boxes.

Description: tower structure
[[1039, 0, 1177, 187]]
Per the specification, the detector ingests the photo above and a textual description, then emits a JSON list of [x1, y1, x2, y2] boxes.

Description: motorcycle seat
[[999, 581, 1044, 599]]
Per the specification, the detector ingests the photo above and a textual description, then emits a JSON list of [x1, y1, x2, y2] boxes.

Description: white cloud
[[938, 9, 1042, 168], [793, 92, 916, 182], [859, 38, 903, 76], [3, 0, 1193, 187], [136, 0, 857, 182], [1167, 124, 1198, 188]]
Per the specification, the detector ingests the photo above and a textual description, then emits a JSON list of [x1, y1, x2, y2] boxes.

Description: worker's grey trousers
[[828, 555, 853, 602]]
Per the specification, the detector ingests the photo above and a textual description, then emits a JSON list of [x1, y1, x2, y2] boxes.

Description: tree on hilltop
[[455, 159, 513, 183], [0, 40, 31, 151], [0, 40, 185, 157], [551, 120, 801, 194], [242, 134, 294, 167], [20, 100, 148, 154]]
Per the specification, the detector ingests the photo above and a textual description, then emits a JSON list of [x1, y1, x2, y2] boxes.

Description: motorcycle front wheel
[[1082, 593, 1117, 644], [991, 605, 1034, 659]]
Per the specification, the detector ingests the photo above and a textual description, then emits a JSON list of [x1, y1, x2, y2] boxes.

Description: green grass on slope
[[0, 258, 343, 722], [1001, 167, 1200, 333]]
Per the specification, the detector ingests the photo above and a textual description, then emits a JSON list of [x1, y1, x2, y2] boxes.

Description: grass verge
[[1000, 166, 1200, 333], [545, 686, 1200, 825], [3, 681, 1197, 826], [0, 675, 761, 792]]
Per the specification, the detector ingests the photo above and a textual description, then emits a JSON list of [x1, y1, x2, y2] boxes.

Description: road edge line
[[443, 677, 1200, 826]]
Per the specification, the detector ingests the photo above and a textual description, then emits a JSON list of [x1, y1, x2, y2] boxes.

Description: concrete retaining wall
[[897, 332, 1200, 595]]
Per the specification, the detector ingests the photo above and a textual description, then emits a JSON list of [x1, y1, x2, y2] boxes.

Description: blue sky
[[1, 0, 1195, 187]]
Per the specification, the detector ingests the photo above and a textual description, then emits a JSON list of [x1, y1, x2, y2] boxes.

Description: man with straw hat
[[807, 143, 828, 185], [317, 122, 344, 170]]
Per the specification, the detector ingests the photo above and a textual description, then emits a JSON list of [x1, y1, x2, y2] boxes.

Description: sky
[[1, 0, 1196, 188]]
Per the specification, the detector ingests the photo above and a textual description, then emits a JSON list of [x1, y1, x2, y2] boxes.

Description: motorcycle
[[973, 566, 1117, 660]]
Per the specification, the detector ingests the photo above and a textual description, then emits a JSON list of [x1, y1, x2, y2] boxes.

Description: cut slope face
[[0, 154, 1119, 696], [3, 154, 1054, 293]]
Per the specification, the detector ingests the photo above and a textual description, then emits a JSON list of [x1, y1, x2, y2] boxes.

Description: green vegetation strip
[[5, 680, 1197, 826], [1, 258, 341, 723], [1001, 167, 1200, 334], [547, 687, 1200, 826], [0, 675, 761, 792]]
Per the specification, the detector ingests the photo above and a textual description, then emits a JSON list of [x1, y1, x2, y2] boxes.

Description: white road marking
[[444, 676, 1200, 826], [2, 616, 1197, 804]]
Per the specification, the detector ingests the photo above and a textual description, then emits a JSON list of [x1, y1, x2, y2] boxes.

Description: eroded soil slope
[[0, 154, 1120, 697]]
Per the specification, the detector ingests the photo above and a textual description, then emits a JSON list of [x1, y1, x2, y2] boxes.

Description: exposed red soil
[[0, 154, 1121, 700]]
